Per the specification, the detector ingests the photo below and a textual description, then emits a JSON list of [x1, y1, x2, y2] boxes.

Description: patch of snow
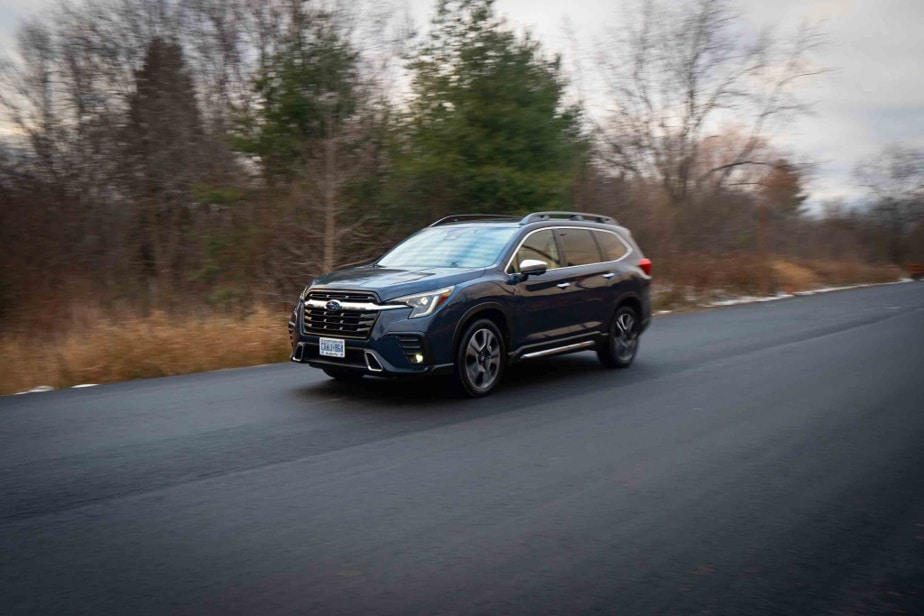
[[793, 279, 911, 296], [14, 385, 55, 395], [71, 384, 98, 389], [708, 293, 792, 307], [711, 279, 913, 307]]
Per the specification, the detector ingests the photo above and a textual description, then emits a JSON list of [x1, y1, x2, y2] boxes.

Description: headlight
[[298, 285, 311, 301], [392, 286, 454, 318]]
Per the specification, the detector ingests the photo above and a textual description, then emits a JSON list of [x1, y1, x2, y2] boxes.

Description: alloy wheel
[[463, 327, 501, 393]]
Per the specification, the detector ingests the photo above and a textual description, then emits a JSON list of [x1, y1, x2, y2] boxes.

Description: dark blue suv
[[289, 212, 652, 396]]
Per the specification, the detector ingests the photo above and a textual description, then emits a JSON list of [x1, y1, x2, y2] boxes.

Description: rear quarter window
[[593, 231, 630, 261]]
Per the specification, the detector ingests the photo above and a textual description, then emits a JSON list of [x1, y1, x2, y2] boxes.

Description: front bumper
[[288, 301, 455, 376]]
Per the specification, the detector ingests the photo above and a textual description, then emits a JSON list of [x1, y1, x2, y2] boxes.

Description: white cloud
[[493, 0, 924, 206], [0, 0, 58, 55]]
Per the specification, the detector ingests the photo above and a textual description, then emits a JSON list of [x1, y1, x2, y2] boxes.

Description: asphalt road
[[2, 283, 924, 615]]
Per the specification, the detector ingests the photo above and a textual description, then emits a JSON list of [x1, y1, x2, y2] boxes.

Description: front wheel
[[597, 305, 640, 369], [452, 319, 505, 397]]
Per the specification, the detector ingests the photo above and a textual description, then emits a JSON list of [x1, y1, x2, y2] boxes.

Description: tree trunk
[[323, 137, 337, 273]]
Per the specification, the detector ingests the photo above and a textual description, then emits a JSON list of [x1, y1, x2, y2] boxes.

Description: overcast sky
[[2, 0, 923, 206], [443, 0, 924, 206]]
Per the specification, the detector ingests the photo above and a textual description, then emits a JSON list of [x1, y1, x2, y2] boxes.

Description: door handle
[[602, 273, 616, 279], [556, 282, 570, 289]]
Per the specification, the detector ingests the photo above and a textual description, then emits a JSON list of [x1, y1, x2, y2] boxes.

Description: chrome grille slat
[[307, 290, 377, 303], [306, 313, 374, 323]]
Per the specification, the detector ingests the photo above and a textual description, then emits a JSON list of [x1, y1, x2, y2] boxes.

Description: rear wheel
[[597, 305, 640, 369], [322, 367, 365, 382], [453, 319, 505, 397]]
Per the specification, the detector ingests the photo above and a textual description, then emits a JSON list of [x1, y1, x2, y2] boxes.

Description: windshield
[[377, 226, 518, 268]]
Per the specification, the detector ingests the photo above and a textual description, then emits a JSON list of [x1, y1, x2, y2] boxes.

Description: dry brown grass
[[657, 254, 771, 296], [0, 256, 905, 395], [1, 306, 291, 396], [807, 259, 902, 286], [653, 255, 901, 311], [771, 260, 820, 292]]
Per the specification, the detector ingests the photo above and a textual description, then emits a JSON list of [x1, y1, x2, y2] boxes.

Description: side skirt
[[509, 333, 606, 364]]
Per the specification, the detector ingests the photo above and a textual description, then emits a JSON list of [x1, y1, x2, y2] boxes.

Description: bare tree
[[854, 145, 924, 264], [0, 21, 62, 183], [594, 0, 825, 208]]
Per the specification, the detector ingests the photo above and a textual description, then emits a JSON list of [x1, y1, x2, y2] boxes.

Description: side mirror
[[519, 259, 548, 278]]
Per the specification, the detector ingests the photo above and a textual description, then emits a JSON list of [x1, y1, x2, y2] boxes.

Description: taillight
[[638, 258, 652, 276]]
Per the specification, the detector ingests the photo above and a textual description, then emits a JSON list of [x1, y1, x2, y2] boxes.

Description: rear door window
[[555, 228, 602, 267], [593, 231, 629, 261]]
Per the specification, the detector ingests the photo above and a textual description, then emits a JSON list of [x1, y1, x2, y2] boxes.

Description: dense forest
[[1, 0, 921, 335]]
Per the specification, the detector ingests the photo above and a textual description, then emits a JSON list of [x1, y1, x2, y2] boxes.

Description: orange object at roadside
[[908, 263, 924, 280]]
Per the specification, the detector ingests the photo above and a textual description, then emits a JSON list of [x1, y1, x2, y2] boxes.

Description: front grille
[[302, 290, 379, 339], [307, 290, 378, 303]]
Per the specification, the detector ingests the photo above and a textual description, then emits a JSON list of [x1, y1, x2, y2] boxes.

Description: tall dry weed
[[1, 306, 290, 395]]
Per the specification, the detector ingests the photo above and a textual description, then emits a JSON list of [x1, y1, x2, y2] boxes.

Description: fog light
[[412, 353, 424, 364]]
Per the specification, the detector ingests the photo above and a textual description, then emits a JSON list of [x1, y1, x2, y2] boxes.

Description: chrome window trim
[[504, 226, 634, 275]]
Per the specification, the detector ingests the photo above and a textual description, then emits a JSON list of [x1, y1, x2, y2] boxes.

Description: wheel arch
[[615, 294, 643, 321], [451, 303, 511, 360]]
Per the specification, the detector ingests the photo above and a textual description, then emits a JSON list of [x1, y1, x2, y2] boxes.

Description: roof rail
[[429, 214, 520, 227], [519, 211, 617, 225]]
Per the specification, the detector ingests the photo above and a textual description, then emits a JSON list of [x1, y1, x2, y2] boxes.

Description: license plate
[[319, 337, 346, 358]]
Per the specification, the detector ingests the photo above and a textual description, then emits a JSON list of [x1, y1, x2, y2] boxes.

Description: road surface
[[2, 283, 924, 614]]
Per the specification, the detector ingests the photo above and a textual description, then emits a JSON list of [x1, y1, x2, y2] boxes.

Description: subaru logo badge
[[326, 300, 342, 312]]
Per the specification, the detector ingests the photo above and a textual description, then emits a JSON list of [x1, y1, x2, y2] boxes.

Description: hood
[[309, 265, 486, 301]]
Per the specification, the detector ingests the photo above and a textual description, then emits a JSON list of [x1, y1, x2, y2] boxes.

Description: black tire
[[597, 305, 640, 369], [452, 318, 505, 397], [322, 367, 365, 382]]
